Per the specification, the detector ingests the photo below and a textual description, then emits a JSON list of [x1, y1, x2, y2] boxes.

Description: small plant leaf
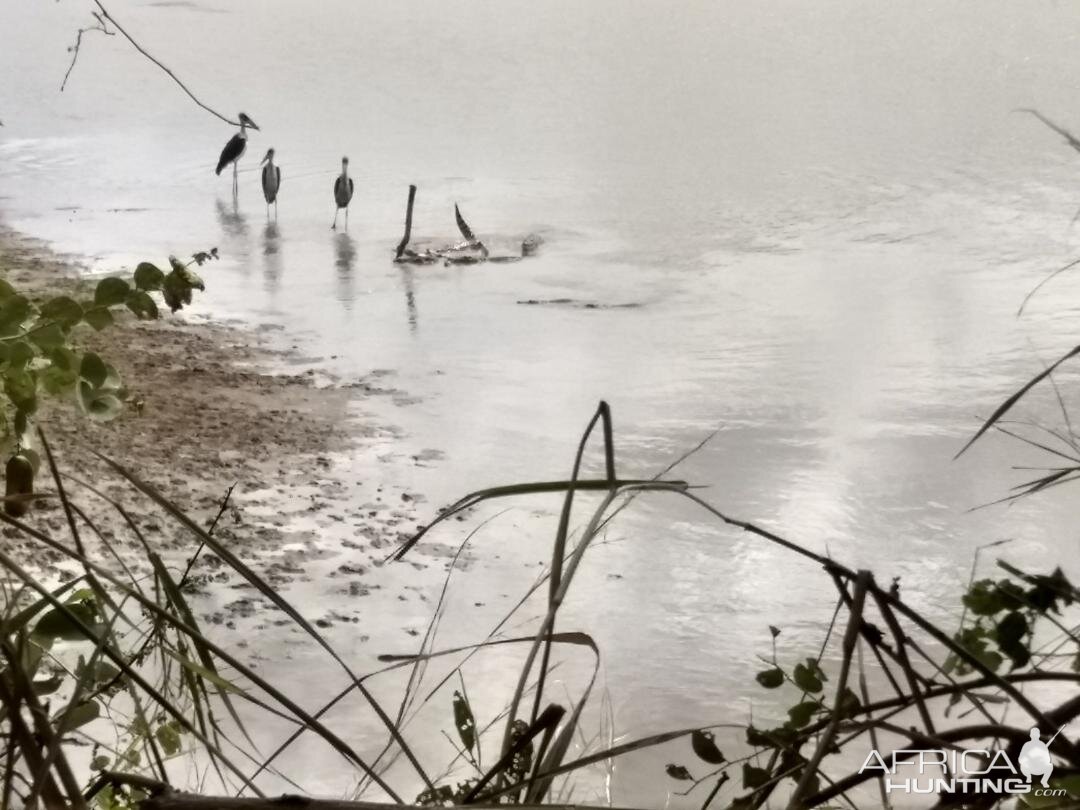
[[691, 729, 725, 764], [155, 721, 183, 755], [452, 689, 476, 753], [82, 307, 114, 331], [29, 322, 67, 350], [756, 667, 785, 689], [57, 699, 101, 733], [94, 277, 130, 307], [787, 700, 821, 728], [80, 353, 108, 388], [134, 262, 165, 291], [666, 764, 693, 781], [742, 763, 770, 789], [39, 296, 83, 327], [793, 659, 825, 693], [4, 369, 37, 415], [125, 289, 159, 320], [32, 600, 99, 642]]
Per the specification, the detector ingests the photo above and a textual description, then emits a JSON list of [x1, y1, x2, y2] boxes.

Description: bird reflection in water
[[262, 221, 283, 294], [215, 197, 250, 270], [333, 231, 355, 307], [215, 197, 248, 240]]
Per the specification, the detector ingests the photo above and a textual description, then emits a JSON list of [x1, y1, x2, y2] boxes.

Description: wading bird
[[260, 148, 281, 218], [215, 112, 259, 195], [331, 156, 355, 230]]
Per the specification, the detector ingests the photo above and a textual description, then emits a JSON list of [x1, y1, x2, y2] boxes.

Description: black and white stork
[[331, 156, 355, 230], [215, 112, 259, 195], [260, 148, 281, 218]]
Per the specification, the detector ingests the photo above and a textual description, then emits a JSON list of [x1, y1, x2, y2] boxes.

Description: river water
[[4, 0, 1080, 805]]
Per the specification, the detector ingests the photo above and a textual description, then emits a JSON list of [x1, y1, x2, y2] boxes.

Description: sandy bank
[[0, 221, 435, 624]]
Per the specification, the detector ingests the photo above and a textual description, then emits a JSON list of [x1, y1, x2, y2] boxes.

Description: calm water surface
[[5, 0, 1080, 803]]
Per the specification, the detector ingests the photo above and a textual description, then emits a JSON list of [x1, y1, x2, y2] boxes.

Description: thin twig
[[61, 11, 114, 92], [87, 0, 242, 126], [787, 571, 870, 809]]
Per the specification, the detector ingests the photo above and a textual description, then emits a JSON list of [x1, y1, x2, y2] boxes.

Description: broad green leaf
[[162, 271, 194, 313], [4, 369, 37, 414], [57, 699, 101, 732], [29, 322, 66, 350], [995, 611, 1030, 670], [83, 307, 114, 331], [793, 659, 825, 693], [76, 657, 120, 688], [49, 346, 77, 372], [32, 674, 64, 696], [32, 600, 100, 642], [41, 366, 77, 395], [39, 296, 83, 327], [125, 290, 159, 320], [179, 266, 205, 290], [0, 295, 32, 336], [787, 700, 821, 728], [963, 579, 1008, 616], [755, 667, 784, 689], [155, 721, 182, 756], [80, 352, 108, 387], [7, 340, 36, 369], [77, 385, 123, 421], [134, 262, 165, 291], [691, 729, 725, 764], [0, 279, 16, 299], [94, 277, 130, 307]]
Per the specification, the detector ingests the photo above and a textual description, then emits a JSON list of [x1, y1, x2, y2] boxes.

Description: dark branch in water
[[61, 11, 114, 92], [69, 0, 243, 126], [395, 184, 417, 259]]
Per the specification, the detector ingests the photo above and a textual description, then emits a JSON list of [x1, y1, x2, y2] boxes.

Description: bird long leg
[[345, 207, 349, 230], [331, 208, 338, 230]]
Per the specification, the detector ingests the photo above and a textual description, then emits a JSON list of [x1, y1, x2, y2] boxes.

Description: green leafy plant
[[0, 249, 213, 515]]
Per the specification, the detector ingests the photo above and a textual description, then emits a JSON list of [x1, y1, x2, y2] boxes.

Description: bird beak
[[260, 151, 270, 164]]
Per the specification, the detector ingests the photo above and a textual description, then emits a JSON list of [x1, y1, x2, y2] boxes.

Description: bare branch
[[67, 0, 243, 126], [61, 11, 114, 92]]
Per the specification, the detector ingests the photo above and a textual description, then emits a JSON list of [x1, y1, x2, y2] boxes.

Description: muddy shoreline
[[0, 221, 437, 628]]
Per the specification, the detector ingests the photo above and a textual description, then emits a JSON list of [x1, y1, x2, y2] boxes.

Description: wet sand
[[0, 220, 434, 620]]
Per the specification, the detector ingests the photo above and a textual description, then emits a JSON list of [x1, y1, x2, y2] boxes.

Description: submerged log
[[392, 186, 542, 265]]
